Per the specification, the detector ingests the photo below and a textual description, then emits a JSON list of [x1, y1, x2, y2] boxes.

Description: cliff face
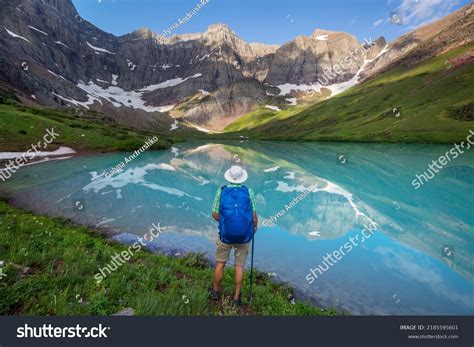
[[0, 0, 388, 131]]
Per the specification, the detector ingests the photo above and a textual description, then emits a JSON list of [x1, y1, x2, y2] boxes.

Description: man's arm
[[212, 188, 221, 221]]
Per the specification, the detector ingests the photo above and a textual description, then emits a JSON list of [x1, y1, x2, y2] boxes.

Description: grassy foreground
[[0, 100, 177, 153], [0, 201, 336, 316], [225, 43, 474, 144]]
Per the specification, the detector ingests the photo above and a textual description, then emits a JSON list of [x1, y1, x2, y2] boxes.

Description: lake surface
[[1, 141, 473, 315]]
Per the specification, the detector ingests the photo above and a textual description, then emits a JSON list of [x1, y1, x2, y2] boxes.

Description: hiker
[[209, 165, 257, 306]]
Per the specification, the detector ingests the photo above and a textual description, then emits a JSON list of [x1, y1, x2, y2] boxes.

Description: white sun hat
[[224, 165, 248, 184]]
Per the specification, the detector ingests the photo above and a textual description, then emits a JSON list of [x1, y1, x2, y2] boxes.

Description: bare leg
[[234, 265, 244, 300], [212, 261, 226, 291]]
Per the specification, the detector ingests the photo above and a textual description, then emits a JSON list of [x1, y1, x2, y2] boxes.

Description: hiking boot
[[208, 287, 219, 301], [232, 297, 242, 307]]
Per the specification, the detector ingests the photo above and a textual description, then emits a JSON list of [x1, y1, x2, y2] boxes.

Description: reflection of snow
[[0, 155, 73, 171], [199, 176, 210, 185], [83, 163, 202, 201], [274, 179, 377, 227], [0, 146, 75, 160], [284, 171, 295, 180], [96, 218, 116, 227], [264, 166, 280, 172], [157, 163, 176, 171], [187, 144, 220, 154], [308, 231, 321, 236], [171, 147, 180, 157], [275, 181, 317, 193], [315, 180, 377, 226]]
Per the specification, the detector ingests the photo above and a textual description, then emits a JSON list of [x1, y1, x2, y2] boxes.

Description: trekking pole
[[248, 231, 255, 303]]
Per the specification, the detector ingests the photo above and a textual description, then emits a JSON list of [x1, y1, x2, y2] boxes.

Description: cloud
[[373, 18, 384, 27], [395, 0, 460, 28]]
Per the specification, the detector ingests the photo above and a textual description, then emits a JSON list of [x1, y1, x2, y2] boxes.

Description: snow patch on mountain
[[138, 74, 202, 92], [67, 74, 202, 113], [265, 105, 281, 111], [326, 44, 390, 96], [55, 40, 70, 49], [47, 69, 67, 81], [276, 44, 390, 98], [76, 81, 173, 113], [3, 26, 30, 42], [286, 97, 297, 105], [28, 25, 48, 36], [276, 83, 321, 96], [111, 74, 119, 86], [86, 41, 115, 55], [126, 60, 137, 71], [52, 91, 100, 109], [198, 89, 210, 99], [170, 120, 179, 131], [264, 166, 280, 172]]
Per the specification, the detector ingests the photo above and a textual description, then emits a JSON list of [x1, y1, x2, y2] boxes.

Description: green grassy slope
[[0, 98, 179, 152], [225, 44, 474, 144], [0, 201, 336, 316]]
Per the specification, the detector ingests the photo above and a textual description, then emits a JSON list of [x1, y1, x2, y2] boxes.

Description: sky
[[72, 0, 469, 45]]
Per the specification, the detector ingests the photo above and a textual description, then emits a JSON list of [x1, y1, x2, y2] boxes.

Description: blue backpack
[[218, 185, 254, 244]]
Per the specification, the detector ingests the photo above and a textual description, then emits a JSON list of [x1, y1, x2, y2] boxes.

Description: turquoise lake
[[1, 141, 473, 315]]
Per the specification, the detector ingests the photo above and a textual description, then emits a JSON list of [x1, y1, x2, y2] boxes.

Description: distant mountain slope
[[225, 43, 474, 144], [361, 3, 474, 81]]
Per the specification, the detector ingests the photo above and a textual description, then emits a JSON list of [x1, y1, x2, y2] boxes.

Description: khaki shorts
[[215, 237, 251, 266]]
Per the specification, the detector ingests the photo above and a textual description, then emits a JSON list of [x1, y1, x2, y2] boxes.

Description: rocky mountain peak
[[206, 23, 235, 34], [310, 28, 336, 37], [126, 27, 158, 40]]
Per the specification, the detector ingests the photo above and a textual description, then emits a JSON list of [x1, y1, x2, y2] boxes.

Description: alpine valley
[[0, 0, 472, 141]]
